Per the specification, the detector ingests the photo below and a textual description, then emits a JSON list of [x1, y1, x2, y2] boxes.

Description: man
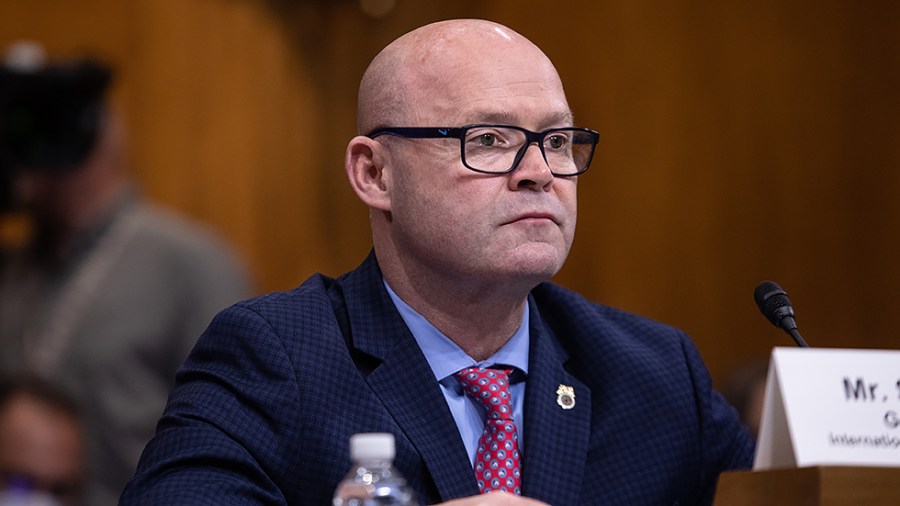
[[0, 48, 251, 505], [0, 377, 84, 506], [121, 19, 754, 505]]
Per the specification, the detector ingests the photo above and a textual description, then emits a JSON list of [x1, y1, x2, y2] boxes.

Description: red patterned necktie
[[454, 367, 521, 495]]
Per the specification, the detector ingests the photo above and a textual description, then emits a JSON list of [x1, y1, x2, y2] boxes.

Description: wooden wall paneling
[[269, 0, 490, 280], [127, 0, 328, 291], [473, 1, 900, 383], [2, 0, 898, 386]]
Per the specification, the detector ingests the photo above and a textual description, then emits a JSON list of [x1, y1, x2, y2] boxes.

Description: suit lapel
[[339, 255, 591, 503], [341, 254, 479, 501], [365, 341, 479, 500], [521, 299, 592, 504]]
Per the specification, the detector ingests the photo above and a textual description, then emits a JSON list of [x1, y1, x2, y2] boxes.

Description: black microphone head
[[754, 280, 796, 330]]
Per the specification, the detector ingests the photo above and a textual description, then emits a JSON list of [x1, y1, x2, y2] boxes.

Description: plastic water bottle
[[332, 433, 420, 506]]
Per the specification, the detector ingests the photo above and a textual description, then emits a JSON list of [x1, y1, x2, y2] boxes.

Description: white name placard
[[754, 347, 900, 469]]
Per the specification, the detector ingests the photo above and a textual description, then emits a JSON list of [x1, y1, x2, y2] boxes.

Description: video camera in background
[[0, 42, 112, 212]]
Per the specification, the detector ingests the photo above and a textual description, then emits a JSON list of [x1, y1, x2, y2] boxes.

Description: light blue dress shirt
[[383, 281, 530, 466]]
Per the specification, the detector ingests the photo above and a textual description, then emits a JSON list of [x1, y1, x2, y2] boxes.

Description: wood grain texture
[[2, 0, 897, 385]]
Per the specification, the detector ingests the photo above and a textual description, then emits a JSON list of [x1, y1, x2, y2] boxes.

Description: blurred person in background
[[0, 376, 84, 506], [722, 359, 769, 441], [0, 43, 251, 505]]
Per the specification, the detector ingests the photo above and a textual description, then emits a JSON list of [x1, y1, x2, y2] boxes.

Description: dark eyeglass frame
[[366, 124, 600, 176]]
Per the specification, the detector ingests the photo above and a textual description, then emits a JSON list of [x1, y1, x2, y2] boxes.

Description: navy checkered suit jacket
[[121, 252, 754, 505]]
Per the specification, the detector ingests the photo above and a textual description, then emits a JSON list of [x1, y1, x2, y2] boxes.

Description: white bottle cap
[[349, 433, 395, 462]]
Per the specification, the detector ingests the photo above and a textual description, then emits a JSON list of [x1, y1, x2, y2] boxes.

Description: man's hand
[[439, 492, 550, 506]]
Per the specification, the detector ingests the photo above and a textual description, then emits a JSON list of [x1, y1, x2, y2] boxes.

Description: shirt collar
[[383, 280, 530, 385]]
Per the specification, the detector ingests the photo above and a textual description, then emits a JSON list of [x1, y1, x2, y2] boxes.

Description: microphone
[[753, 280, 809, 347]]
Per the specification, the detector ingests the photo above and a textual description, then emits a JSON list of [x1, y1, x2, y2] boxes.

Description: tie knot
[[454, 367, 514, 419]]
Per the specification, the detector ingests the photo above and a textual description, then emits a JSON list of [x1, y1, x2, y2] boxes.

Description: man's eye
[[478, 133, 497, 147], [547, 135, 567, 149]]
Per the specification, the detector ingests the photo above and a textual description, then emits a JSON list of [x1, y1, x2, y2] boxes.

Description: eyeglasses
[[367, 124, 599, 176]]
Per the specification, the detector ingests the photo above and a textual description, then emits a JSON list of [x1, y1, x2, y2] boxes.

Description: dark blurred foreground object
[[0, 42, 112, 212]]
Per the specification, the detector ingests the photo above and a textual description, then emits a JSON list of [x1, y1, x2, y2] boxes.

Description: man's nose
[[508, 143, 554, 191]]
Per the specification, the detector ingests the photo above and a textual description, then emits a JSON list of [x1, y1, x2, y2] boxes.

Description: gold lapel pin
[[556, 384, 575, 410]]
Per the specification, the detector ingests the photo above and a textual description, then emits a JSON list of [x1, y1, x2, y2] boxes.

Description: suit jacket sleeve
[[121, 301, 313, 505], [679, 329, 756, 504], [122, 265, 755, 505], [122, 257, 478, 505]]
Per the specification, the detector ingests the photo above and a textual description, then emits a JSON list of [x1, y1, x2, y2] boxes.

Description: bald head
[[357, 19, 565, 135]]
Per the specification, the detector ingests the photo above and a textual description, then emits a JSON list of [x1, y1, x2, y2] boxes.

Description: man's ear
[[345, 136, 391, 211]]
